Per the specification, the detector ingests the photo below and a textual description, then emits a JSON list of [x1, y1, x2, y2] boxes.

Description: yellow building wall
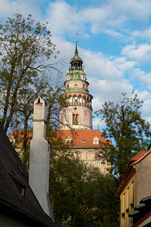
[[120, 173, 136, 227]]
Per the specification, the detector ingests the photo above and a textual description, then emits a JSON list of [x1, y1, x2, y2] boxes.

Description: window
[[77, 153, 81, 160], [65, 136, 72, 144], [73, 96, 78, 104], [93, 137, 99, 145], [86, 152, 90, 159], [95, 153, 100, 160], [82, 140, 86, 143], [11, 176, 25, 196], [73, 114, 78, 125], [121, 193, 125, 218]]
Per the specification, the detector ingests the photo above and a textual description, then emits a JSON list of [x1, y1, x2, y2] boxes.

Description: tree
[[49, 149, 119, 226], [0, 13, 59, 133], [97, 92, 151, 180]]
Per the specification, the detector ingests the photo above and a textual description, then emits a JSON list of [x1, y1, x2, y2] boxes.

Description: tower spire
[[75, 39, 78, 55], [70, 39, 83, 70]]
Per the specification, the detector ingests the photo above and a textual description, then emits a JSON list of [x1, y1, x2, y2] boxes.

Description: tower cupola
[[70, 40, 83, 70]]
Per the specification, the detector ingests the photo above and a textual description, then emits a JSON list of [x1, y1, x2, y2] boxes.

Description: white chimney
[[29, 96, 54, 221]]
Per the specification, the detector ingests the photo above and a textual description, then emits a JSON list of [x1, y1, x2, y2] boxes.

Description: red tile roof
[[8, 129, 111, 148], [58, 130, 111, 147], [8, 130, 32, 147], [128, 150, 150, 166]]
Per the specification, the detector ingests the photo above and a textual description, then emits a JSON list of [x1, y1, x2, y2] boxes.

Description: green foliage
[[0, 13, 60, 133], [97, 92, 151, 179], [0, 14, 66, 167], [49, 150, 119, 226]]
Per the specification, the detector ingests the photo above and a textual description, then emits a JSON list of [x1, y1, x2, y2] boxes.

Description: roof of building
[[8, 129, 111, 148], [58, 130, 111, 148], [128, 150, 150, 166], [70, 54, 83, 62], [116, 150, 151, 195], [0, 125, 56, 226]]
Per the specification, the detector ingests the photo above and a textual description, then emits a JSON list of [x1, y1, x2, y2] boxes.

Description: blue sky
[[1, 0, 151, 129]]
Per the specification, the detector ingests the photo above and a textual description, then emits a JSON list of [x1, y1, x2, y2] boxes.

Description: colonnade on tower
[[60, 40, 93, 130]]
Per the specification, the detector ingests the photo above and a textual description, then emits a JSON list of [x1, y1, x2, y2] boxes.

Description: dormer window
[[65, 136, 72, 144], [11, 176, 25, 196], [93, 137, 99, 145]]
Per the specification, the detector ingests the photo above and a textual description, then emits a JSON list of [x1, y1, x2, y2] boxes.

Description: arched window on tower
[[83, 96, 86, 105], [73, 96, 78, 104], [68, 95, 72, 104], [73, 114, 78, 125], [78, 95, 82, 105], [87, 97, 90, 105]]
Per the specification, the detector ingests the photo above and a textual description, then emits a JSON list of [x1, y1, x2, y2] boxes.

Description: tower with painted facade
[[60, 40, 93, 130]]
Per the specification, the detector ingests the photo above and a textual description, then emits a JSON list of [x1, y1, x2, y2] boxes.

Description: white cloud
[[45, 0, 151, 39], [113, 57, 135, 73], [111, 0, 151, 20], [46, 1, 85, 37], [132, 26, 151, 39], [132, 68, 151, 90], [93, 117, 106, 130], [82, 50, 123, 80], [89, 78, 133, 111], [135, 90, 151, 123], [1, 0, 151, 40], [121, 43, 151, 64], [0, 0, 41, 21], [104, 29, 124, 38]]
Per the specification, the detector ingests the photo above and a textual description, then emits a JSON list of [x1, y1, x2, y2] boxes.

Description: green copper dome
[[70, 54, 83, 62]]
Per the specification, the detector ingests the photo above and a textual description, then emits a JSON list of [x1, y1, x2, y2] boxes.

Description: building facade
[[116, 150, 151, 227]]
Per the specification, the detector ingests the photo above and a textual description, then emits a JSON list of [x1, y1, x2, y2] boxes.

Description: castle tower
[[60, 40, 93, 130]]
